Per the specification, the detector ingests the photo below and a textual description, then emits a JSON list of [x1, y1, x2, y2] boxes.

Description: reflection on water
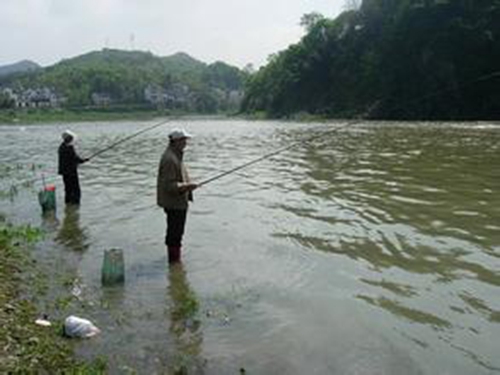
[[40, 209, 59, 231], [100, 284, 126, 310], [357, 295, 452, 328], [55, 205, 89, 252], [167, 263, 204, 374], [270, 123, 500, 372], [1, 120, 499, 374]]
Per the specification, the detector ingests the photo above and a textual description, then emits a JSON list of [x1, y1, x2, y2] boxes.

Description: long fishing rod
[[197, 69, 500, 187], [87, 117, 175, 160], [198, 116, 367, 187], [3, 117, 177, 191]]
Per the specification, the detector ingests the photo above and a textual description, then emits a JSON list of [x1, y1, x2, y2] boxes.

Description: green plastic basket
[[101, 248, 125, 285]]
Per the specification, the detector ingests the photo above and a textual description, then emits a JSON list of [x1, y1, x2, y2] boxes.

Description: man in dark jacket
[[157, 128, 198, 263], [58, 130, 89, 205]]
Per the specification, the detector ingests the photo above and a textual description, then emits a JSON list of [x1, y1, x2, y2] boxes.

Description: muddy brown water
[[1, 119, 499, 374]]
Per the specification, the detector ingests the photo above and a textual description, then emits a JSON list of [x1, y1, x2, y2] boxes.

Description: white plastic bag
[[64, 315, 101, 338]]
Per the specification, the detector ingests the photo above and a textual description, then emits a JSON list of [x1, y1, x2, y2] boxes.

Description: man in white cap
[[157, 128, 198, 264], [58, 130, 89, 205]]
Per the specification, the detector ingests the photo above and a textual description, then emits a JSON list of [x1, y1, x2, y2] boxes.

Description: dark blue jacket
[[58, 142, 84, 175]]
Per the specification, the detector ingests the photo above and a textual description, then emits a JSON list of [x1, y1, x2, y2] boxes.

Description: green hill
[[0, 60, 40, 77], [0, 49, 247, 113], [242, 0, 500, 120]]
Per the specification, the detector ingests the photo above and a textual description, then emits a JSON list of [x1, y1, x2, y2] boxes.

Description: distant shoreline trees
[[242, 0, 500, 120]]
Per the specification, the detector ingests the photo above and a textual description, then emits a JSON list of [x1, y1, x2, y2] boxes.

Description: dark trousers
[[62, 173, 81, 204], [164, 209, 187, 247]]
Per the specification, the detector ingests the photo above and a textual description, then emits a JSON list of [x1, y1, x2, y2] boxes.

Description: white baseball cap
[[168, 128, 192, 140], [62, 130, 77, 141]]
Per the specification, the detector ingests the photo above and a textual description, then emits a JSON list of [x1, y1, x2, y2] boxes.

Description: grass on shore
[[0, 216, 106, 373], [0, 108, 166, 125], [0, 107, 239, 125]]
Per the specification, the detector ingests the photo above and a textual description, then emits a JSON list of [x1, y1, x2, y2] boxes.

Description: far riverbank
[[0, 108, 238, 125], [0, 107, 345, 126]]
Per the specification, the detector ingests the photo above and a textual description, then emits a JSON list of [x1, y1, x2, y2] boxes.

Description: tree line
[[241, 0, 500, 120]]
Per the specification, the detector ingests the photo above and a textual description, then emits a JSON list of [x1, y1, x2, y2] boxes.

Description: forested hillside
[[242, 0, 500, 120], [0, 49, 247, 113], [0, 60, 40, 77]]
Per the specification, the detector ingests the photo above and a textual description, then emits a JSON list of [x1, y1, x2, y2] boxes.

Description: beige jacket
[[156, 145, 191, 210]]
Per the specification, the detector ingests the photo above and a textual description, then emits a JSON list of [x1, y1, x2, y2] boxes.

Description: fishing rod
[[3, 117, 177, 191], [87, 117, 176, 160], [197, 69, 500, 187], [198, 116, 368, 187]]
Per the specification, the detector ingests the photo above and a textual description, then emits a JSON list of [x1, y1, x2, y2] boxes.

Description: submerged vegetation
[[242, 0, 500, 120]]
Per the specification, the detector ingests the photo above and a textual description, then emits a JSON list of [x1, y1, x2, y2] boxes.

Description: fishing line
[[197, 69, 500, 187], [380, 70, 500, 117], [87, 117, 176, 160], [2, 117, 177, 192], [197, 99, 386, 187], [197, 117, 366, 187]]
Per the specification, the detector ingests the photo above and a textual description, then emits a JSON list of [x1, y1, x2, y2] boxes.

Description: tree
[[0, 92, 15, 109], [300, 12, 325, 32], [243, 63, 255, 74], [344, 0, 361, 11], [242, 1, 500, 120]]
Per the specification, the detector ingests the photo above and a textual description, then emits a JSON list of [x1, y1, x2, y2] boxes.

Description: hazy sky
[[1, 0, 346, 68]]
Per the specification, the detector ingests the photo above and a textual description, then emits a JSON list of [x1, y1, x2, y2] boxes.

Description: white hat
[[168, 128, 192, 140], [62, 130, 76, 141]]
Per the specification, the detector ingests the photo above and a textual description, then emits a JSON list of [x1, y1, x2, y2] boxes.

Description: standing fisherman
[[58, 130, 89, 205], [157, 129, 198, 264]]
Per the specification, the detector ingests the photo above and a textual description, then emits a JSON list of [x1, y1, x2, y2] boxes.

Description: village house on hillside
[[144, 83, 190, 108], [212, 88, 244, 110], [1, 87, 65, 108], [144, 83, 244, 111], [91, 92, 112, 107]]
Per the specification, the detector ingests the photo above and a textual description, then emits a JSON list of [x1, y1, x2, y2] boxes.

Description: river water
[[1, 119, 499, 374]]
